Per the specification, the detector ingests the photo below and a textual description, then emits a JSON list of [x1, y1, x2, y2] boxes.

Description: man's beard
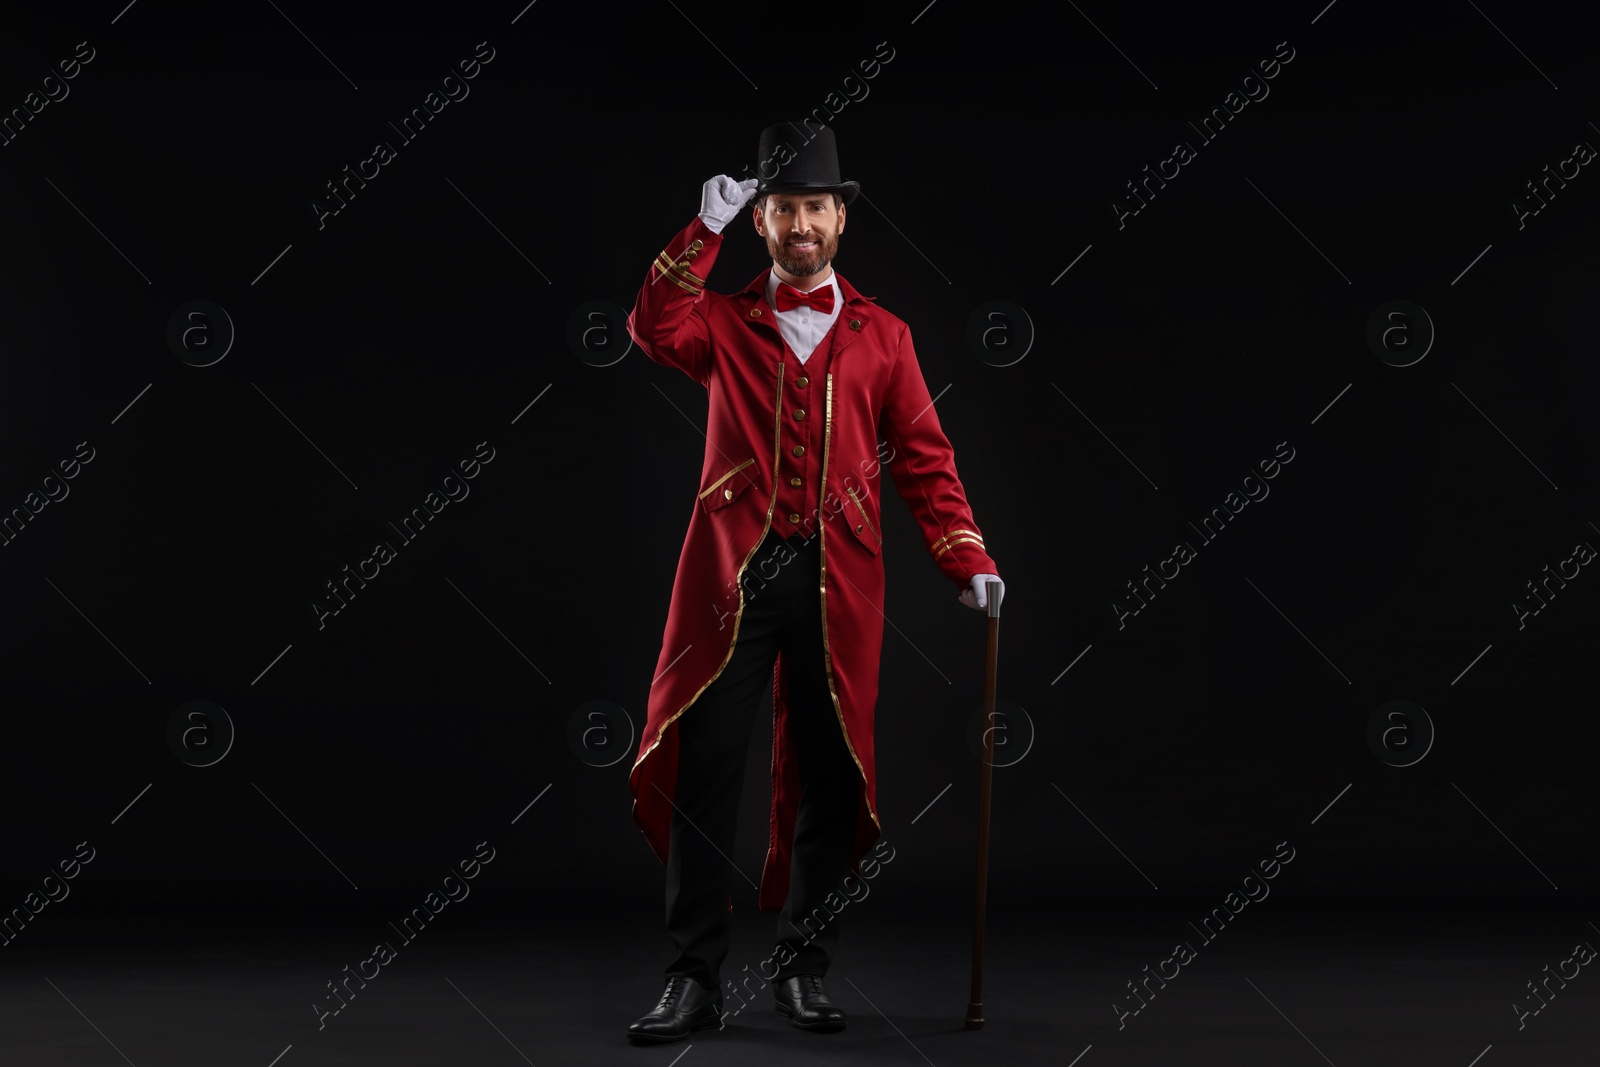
[[769, 231, 838, 277]]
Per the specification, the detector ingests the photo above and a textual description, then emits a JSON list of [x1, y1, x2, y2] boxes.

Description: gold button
[[849, 318, 862, 330], [792, 445, 806, 456], [691, 239, 704, 250], [855, 524, 863, 533], [796, 376, 809, 387], [750, 307, 762, 318], [789, 476, 801, 487], [724, 488, 733, 500], [793, 408, 805, 419], [788, 513, 801, 524], [685, 249, 698, 259]]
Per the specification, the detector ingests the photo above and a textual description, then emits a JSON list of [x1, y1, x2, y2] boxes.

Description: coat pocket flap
[[699, 457, 758, 514], [844, 484, 882, 556]]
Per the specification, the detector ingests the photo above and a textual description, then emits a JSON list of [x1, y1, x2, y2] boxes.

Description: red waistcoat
[[765, 315, 836, 542], [626, 216, 1000, 911]]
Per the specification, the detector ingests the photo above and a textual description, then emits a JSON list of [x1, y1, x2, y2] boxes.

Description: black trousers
[[664, 526, 862, 991]]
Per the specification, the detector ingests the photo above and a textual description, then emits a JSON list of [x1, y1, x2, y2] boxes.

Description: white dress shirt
[[765, 270, 843, 363]]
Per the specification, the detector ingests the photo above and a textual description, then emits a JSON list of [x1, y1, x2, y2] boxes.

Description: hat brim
[[754, 180, 859, 206]]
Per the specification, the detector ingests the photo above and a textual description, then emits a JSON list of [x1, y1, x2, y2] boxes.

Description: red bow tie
[[774, 282, 835, 314]]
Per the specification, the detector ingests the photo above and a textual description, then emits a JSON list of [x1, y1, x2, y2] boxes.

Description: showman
[[625, 122, 1006, 1044]]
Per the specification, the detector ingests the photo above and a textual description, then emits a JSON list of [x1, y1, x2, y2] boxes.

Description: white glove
[[959, 573, 1005, 612], [698, 175, 759, 234]]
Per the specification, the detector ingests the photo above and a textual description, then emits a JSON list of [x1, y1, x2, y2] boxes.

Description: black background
[[2, 0, 1595, 956]]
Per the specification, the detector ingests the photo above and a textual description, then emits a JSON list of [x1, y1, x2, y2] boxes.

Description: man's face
[[753, 192, 845, 279]]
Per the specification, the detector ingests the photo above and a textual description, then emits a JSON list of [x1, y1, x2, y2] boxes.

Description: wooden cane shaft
[[966, 581, 1002, 1030]]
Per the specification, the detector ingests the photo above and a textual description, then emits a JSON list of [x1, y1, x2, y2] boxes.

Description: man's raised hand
[[698, 175, 759, 234]]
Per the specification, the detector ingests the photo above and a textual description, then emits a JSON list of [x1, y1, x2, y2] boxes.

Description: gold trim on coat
[[697, 457, 756, 499], [631, 363, 786, 776], [930, 528, 983, 553], [818, 371, 883, 830], [845, 485, 882, 546], [653, 270, 700, 295], [653, 252, 705, 294], [933, 535, 985, 559]]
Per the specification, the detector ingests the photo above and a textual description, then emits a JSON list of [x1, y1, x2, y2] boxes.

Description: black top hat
[[753, 122, 860, 206]]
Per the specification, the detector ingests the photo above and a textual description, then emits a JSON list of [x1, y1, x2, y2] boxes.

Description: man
[[625, 122, 1005, 1044]]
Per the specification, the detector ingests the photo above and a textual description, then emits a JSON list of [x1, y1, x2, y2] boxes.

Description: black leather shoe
[[774, 974, 846, 1032], [627, 975, 723, 1043]]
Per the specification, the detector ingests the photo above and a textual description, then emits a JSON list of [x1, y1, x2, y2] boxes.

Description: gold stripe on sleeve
[[933, 535, 986, 560], [930, 528, 983, 553]]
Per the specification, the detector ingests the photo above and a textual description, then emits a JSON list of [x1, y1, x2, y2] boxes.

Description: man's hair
[[751, 191, 845, 214]]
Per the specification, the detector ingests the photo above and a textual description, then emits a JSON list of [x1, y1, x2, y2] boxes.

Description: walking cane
[[965, 578, 1002, 1030]]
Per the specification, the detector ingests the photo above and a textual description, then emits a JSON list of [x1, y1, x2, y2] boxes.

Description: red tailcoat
[[627, 216, 1000, 911]]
